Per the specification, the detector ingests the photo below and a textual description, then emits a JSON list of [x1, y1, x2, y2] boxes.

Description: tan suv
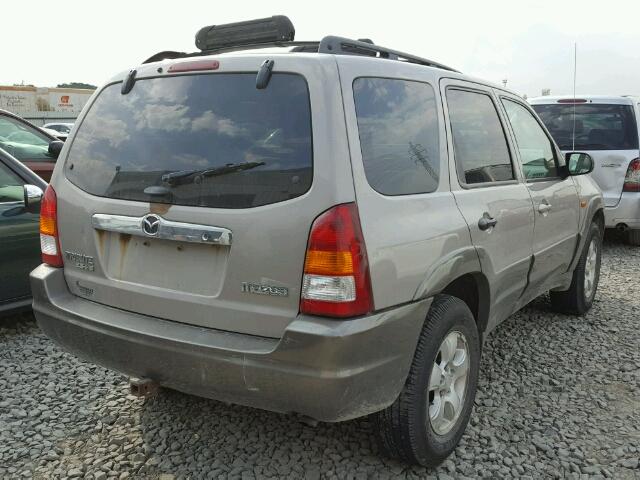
[[31, 16, 604, 466]]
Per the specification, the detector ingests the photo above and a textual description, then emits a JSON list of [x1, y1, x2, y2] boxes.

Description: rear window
[[532, 103, 639, 151], [353, 77, 440, 195], [65, 73, 312, 209]]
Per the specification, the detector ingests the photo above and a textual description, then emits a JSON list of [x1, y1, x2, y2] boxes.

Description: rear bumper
[[30, 265, 430, 422], [605, 192, 640, 229]]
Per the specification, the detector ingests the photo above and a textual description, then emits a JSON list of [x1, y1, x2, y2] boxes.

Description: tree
[[56, 82, 97, 90]]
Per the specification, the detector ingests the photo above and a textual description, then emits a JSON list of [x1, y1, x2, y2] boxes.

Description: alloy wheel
[[427, 330, 470, 435]]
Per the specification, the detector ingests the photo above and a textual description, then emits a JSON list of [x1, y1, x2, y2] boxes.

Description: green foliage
[[56, 82, 97, 90]]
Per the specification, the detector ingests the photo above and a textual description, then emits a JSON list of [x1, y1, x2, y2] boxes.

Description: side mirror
[[23, 184, 44, 213], [48, 140, 64, 159], [566, 152, 594, 176]]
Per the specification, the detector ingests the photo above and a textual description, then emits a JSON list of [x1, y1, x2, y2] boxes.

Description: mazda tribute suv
[[30, 16, 604, 467]]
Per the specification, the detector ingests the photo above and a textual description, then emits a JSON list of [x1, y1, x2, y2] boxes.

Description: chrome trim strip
[[91, 214, 232, 246]]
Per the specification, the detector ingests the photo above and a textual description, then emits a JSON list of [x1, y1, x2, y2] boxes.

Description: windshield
[[65, 73, 313, 209], [0, 115, 52, 161], [532, 103, 639, 151]]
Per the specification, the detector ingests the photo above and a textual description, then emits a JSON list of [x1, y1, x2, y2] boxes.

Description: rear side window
[[532, 103, 639, 151], [65, 73, 312, 209], [447, 89, 514, 185], [353, 78, 440, 195]]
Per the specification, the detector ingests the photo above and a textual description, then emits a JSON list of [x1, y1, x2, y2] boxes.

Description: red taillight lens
[[623, 158, 640, 192], [300, 203, 373, 318], [39, 185, 63, 267]]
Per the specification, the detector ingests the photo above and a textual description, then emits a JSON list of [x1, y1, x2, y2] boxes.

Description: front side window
[[0, 116, 52, 162], [0, 162, 25, 203], [532, 103, 639, 151], [503, 99, 558, 180], [353, 77, 440, 195], [65, 73, 313, 209], [447, 89, 514, 185]]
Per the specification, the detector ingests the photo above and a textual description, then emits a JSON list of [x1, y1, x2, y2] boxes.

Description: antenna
[[572, 42, 577, 151]]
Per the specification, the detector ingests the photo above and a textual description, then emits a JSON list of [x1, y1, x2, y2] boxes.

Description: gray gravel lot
[[1, 233, 639, 480]]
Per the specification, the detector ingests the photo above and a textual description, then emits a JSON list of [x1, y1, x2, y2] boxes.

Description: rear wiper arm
[[161, 161, 266, 186]]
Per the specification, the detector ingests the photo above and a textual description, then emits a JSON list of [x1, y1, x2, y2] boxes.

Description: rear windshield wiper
[[161, 161, 265, 186]]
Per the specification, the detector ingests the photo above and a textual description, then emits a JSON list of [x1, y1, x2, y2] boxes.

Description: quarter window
[[353, 78, 440, 195], [447, 89, 514, 185], [503, 99, 559, 180]]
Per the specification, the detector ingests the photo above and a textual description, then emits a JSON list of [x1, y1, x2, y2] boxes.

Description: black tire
[[626, 229, 640, 246], [550, 221, 602, 315], [374, 295, 480, 467]]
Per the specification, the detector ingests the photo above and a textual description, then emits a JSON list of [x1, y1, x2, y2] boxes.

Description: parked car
[[42, 122, 72, 142], [41, 127, 68, 142], [0, 109, 64, 182], [0, 147, 46, 315], [530, 95, 640, 245], [43, 122, 74, 135], [30, 16, 604, 467]]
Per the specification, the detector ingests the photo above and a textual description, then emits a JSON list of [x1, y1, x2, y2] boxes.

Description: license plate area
[[95, 230, 228, 296]]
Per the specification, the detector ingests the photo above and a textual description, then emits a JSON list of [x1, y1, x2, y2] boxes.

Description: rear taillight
[[40, 185, 63, 267], [557, 98, 588, 104], [168, 59, 220, 73], [623, 158, 640, 192], [300, 203, 373, 318]]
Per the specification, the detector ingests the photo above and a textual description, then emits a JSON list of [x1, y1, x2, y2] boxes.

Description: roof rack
[[143, 37, 459, 72], [143, 41, 320, 64], [142, 15, 459, 72], [317, 36, 458, 72]]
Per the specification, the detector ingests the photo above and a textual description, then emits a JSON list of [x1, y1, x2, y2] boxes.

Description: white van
[[530, 96, 640, 245]]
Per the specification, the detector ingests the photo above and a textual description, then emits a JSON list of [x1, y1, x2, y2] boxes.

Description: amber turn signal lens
[[304, 250, 354, 276]]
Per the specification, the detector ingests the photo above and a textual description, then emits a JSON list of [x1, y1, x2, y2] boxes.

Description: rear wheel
[[550, 221, 602, 315], [626, 229, 640, 246], [374, 295, 480, 467]]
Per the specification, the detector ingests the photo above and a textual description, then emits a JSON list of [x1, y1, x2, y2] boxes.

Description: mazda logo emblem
[[141, 214, 161, 236]]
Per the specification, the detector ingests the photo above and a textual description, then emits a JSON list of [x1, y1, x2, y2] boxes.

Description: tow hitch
[[129, 377, 159, 397]]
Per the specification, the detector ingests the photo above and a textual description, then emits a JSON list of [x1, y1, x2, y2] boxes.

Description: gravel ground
[[1, 233, 639, 480]]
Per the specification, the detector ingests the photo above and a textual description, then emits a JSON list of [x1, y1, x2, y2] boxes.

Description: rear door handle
[[478, 213, 498, 231], [538, 202, 552, 214]]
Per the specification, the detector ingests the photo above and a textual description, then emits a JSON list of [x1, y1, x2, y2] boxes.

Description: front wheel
[[550, 221, 602, 315], [374, 295, 480, 467]]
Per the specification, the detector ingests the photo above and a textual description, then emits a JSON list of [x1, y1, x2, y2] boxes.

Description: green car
[[0, 146, 47, 314]]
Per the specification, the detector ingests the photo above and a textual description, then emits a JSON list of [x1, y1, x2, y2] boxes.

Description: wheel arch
[[413, 246, 490, 335], [440, 272, 491, 335], [592, 207, 604, 231]]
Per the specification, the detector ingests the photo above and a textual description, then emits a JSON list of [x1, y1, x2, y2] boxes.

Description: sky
[[3, 0, 640, 98]]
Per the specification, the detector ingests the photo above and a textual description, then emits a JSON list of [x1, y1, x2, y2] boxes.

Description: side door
[[441, 80, 534, 330], [0, 156, 41, 304], [337, 59, 474, 312], [500, 96, 579, 293]]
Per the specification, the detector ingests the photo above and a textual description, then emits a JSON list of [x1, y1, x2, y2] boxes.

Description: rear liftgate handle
[[478, 212, 498, 231]]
